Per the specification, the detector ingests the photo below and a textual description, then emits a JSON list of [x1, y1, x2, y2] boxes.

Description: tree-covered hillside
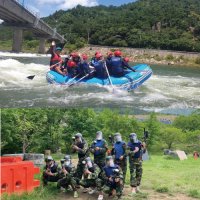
[[44, 0, 200, 52]]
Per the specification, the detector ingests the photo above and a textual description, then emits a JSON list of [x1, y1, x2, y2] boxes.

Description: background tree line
[[42, 0, 200, 52], [0, 0, 200, 52], [1, 108, 200, 155]]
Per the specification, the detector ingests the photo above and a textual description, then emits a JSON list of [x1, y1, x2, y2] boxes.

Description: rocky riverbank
[[78, 46, 200, 68]]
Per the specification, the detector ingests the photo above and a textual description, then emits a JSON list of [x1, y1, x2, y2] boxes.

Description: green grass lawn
[[2, 154, 200, 200], [136, 155, 200, 198]]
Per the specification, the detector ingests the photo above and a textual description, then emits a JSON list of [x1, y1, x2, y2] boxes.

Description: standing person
[[42, 156, 60, 186], [49, 41, 65, 76], [127, 133, 145, 195], [71, 133, 89, 185], [90, 131, 108, 170], [57, 155, 79, 198], [111, 133, 127, 183], [101, 156, 124, 199]]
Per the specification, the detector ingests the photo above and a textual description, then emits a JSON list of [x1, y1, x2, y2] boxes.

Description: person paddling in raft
[[90, 52, 108, 79], [109, 50, 135, 77], [49, 41, 66, 76]]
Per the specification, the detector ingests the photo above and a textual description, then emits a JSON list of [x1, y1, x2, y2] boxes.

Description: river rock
[[163, 149, 177, 157]]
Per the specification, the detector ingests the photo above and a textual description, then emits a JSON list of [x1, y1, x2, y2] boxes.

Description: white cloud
[[61, 0, 98, 9], [37, 0, 98, 9], [0, 19, 4, 24]]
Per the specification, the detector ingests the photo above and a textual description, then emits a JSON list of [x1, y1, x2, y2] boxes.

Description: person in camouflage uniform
[[71, 133, 89, 184], [57, 155, 79, 198], [111, 133, 127, 183], [42, 156, 60, 186], [101, 156, 124, 199], [79, 157, 103, 200], [90, 131, 108, 170], [127, 133, 146, 195]]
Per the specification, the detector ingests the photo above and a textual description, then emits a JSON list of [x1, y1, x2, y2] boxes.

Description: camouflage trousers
[[80, 178, 103, 191], [115, 159, 127, 183], [76, 161, 85, 183], [103, 180, 123, 197], [129, 158, 143, 187], [42, 172, 60, 185], [94, 157, 105, 171], [57, 175, 77, 191]]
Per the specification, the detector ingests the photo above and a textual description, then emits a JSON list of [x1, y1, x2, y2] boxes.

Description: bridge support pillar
[[38, 38, 46, 54], [12, 29, 23, 52]]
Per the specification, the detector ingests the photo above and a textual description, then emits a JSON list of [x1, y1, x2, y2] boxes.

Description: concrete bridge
[[0, 0, 67, 53]]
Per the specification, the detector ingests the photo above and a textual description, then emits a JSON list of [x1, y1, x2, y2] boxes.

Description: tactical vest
[[45, 162, 58, 173], [114, 141, 126, 160], [127, 141, 142, 159], [77, 142, 88, 160], [93, 140, 105, 156], [103, 164, 119, 177]]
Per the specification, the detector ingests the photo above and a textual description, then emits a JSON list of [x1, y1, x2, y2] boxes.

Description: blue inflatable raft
[[46, 64, 152, 91]]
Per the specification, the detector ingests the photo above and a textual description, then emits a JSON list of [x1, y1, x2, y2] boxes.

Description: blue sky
[[21, 0, 135, 17]]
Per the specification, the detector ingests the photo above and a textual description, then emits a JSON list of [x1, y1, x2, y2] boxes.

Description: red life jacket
[[50, 53, 63, 69]]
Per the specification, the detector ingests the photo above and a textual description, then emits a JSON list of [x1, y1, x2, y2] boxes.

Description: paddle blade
[[27, 75, 35, 80]]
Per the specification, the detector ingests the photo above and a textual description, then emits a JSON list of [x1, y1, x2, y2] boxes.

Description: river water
[[0, 52, 200, 115]]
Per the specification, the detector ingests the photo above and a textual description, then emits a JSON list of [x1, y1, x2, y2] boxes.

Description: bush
[[26, 40, 39, 49]]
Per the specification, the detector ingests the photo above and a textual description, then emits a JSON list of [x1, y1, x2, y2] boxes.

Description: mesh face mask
[[65, 161, 71, 166], [130, 133, 138, 143], [75, 137, 82, 143], [96, 131, 103, 140], [109, 159, 115, 167], [87, 160, 93, 168], [115, 135, 122, 142]]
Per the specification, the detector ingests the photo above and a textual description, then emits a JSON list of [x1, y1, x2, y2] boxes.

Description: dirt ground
[[56, 187, 196, 200]]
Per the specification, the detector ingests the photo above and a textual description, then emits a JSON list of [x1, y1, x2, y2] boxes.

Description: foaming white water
[[0, 58, 48, 87], [0, 51, 68, 58], [0, 51, 51, 58], [0, 54, 200, 114], [145, 75, 200, 101]]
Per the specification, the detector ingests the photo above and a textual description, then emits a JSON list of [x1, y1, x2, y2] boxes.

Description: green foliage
[[25, 40, 39, 49], [145, 113, 160, 146], [159, 127, 183, 149], [1, 109, 200, 155], [42, 0, 200, 52], [173, 114, 200, 131]]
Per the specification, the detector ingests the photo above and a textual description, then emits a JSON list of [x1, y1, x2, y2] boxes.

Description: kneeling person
[[102, 156, 123, 199], [57, 155, 78, 198], [80, 157, 103, 199], [42, 156, 60, 186]]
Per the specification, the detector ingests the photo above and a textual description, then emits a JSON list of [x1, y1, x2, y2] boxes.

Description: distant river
[[0, 51, 200, 115]]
